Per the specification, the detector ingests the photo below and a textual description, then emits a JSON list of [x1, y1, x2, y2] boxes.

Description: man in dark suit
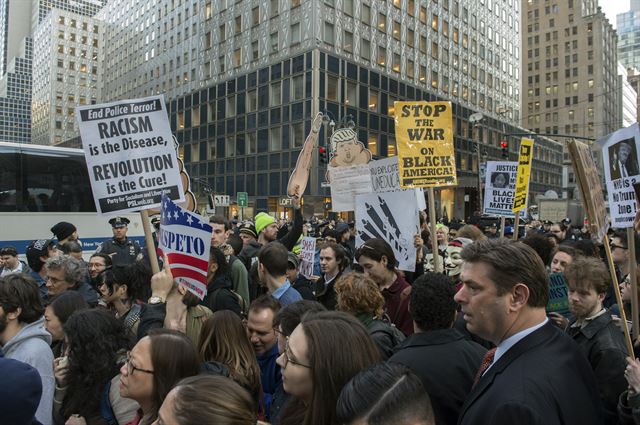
[[390, 272, 486, 425], [454, 238, 604, 425], [611, 141, 639, 179]]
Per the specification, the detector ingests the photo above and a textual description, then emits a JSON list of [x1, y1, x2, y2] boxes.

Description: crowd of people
[[2, 206, 640, 425]]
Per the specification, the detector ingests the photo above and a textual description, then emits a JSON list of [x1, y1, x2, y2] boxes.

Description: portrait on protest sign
[[158, 196, 212, 300], [355, 190, 420, 272], [598, 123, 640, 228], [394, 101, 456, 188], [328, 127, 372, 168], [76, 95, 184, 214], [483, 161, 517, 217]]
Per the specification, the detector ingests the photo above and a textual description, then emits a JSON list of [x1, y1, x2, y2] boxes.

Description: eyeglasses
[[282, 337, 311, 369], [46, 276, 67, 285], [125, 352, 154, 375], [611, 243, 628, 250]]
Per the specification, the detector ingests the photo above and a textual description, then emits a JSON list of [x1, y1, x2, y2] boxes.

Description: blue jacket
[[257, 344, 281, 420]]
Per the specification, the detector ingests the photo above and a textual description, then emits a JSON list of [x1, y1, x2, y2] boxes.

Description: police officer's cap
[[109, 217, 130, 228]]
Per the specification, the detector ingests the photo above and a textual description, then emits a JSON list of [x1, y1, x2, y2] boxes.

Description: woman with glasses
[[119, 328, 200, 425], [53, 308, 137, 425], [275, 311, 379, 425]]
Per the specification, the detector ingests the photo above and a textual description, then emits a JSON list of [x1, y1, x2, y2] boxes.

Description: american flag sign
[[159, 195, 212, 300]]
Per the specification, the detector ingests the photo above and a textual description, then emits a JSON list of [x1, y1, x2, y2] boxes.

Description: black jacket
[[567, 311, 628, 424], [314, 270, 344, 311], [201, 272, 242, 317], [362, 315, 405, 361], [457, 322, 604, 425], [292, 275, 316, 301], [390, 328, 486, 425]]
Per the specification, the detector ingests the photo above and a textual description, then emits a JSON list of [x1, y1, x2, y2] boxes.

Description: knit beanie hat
[[0, 356, 43, 424], [51, 221, 77, 241], [255, 213, 276, 235], [238, 222, 258, 239]]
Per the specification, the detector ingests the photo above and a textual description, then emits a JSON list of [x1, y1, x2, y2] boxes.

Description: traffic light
[[500, 140, 508, 158], [319, 146, 328, 164]]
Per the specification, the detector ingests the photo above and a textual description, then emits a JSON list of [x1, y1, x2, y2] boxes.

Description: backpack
[[211, 287, 248, 318]]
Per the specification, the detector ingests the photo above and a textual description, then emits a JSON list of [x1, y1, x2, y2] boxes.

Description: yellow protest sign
[[394, 101, 456, 188], [512, 137, 534, 212]]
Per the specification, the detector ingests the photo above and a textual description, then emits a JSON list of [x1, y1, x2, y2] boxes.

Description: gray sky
[[600, 0, 630, 28]]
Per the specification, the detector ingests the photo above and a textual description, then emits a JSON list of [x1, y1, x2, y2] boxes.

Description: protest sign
[[299, 237, 316, 279], [355, 190, 420, 272], [546, 273, 571, 319], [482, 161, 517, 217], [368, 156, 426, 210], [598, 123, 640, 228], [76, 95, 184, 214], [394, 101, 456, 188], [158, 195, 212, 300], [568, 140, 609, 243], [512, 138, 534, 212], [329, 165, 373, 212]]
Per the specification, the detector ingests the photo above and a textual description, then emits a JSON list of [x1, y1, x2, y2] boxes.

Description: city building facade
[[31, 9, 103, 145], [618, 63, 638, 129], [92, 0, 560, 219]]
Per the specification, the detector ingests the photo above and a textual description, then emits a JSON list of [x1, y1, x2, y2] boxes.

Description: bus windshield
[[0, 142, 95, 212]]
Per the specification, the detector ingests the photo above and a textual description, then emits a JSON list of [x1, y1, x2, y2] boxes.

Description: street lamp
[[469, 112, 485, 213]]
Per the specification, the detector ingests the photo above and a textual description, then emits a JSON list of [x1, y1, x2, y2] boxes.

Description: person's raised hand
[[150, 254, 174, 300]]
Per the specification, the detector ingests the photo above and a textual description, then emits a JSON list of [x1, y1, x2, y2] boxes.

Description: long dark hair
[[48, 291, 88, 323], [279, 311, 380, 425], [61, 309, 129, 419], [98, 265, 145, 303], [146, 329, 200, 421], [209, 246, 230, 280]]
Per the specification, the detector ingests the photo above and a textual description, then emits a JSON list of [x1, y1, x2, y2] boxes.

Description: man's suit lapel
[[457, 323, 556, 424]]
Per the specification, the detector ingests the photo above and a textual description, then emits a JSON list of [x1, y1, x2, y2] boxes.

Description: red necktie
[[474, 347, 497, 385]]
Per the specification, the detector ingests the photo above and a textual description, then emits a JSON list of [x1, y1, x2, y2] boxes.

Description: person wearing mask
[[275, 311, 379, 425], [564, 256, 628, 424], [335, 273, 405, 360], [246, 295, 281, 421], [98, 266, 145, 341], [197, 311, 262, 407], [390, 272, 486, 425], [26, 239, 60, 297], [284, 252, 315, 301], [0, 274, 54, 425], [454, 238, 604, 425], [271, 301, 327, 425], [45, 255, 98, 307], [96, 217, 142, 267], [314, 242, 349, 311], [154, 375, 262, 425], [336, 363, 435, 425], [43, 291, 88, 357], [258, 243, 303, 307], [355, 239, 413, 336], [118, 329, 200, 425], [52, 309, 137, 425]]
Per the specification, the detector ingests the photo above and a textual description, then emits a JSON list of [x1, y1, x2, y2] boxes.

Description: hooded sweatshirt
[[2, 316, 54, 425]]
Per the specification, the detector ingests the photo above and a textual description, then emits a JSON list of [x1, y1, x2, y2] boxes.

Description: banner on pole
[[483, 161, 517, 217], [598, 123, 640, 228], [355, 190, 420, 272], [76, 95, 185, 214], [159, 196, 212, 300], [512, 138, 534, 212], [568, 139, 610, 243], [394, 101, 456, 188], [328, 165, 373, 212]]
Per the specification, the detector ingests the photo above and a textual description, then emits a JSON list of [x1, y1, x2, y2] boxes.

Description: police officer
[[96, 217, 141, 266]]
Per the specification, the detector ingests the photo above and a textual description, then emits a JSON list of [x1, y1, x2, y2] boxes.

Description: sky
[[600, 0, 630, 28]]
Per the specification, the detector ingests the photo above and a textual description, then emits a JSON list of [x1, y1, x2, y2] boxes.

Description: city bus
[[0, 142, 144, 257]]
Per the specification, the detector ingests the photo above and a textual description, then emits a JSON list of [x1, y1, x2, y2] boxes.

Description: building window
[[235, 15, 242, 34], [431, 42, 438, 60], [432, 14, 438, 31], [270, 32, 278, 52], [362, 4, 371, 25], [361, 38, 371, 61], [393, 21, 401, 40], [252, 6, 260, 26], [368, 134, 379, 155], [205, 32, 212, 49], [378, 12, 386, 32], [219, 24, 226, 42], [292, 122, 304, 147], [324, 22, 334, 45], [377, 46, 386, 66], [292, 75, 304, 100], [226, 136, 236, 157], [407, 28, 414, 47], [344, 0, 354, 15], [234, 49, 241, 67], [368, 89, 378, 112], [247, 90, 257, 112], [343, 31, 353, 52], [392, 53, 400, 72], [291, 22, 301, 44], [270, 127, 282, 151], [271, 82, 282, 106], [346, 81, 357, 105], [327, 75, 338, 101], [252, 41, 259, 60]]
